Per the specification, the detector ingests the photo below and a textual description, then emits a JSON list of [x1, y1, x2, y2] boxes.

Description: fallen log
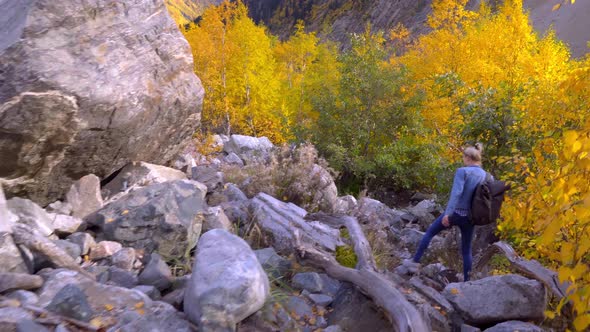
[[474, 241, 571, 313], [297, 213, 429, 332], [11, 224, 95, 280]]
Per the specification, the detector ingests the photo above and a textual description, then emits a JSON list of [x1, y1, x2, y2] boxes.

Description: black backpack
[[471, 173, 510, 226]]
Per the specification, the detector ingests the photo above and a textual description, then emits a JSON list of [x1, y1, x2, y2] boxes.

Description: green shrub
[[335, 245, 358, 268]]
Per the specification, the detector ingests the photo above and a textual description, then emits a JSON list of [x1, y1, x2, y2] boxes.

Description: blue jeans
[[413, 213, 475, 281]]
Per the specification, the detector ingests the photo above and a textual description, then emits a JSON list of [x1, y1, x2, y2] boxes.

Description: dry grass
[[222, 143, 336, 212]]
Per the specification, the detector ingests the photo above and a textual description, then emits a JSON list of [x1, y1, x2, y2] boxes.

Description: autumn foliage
[[174, 1, 590, 328]]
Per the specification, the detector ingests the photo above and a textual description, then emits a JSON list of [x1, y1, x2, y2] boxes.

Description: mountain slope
[[242, 0, 588, 56], [243, 0, 432, 48], [523, 0, 590, 57], [165, 0, 222, 26]]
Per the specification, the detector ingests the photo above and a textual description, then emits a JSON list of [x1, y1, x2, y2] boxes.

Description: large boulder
[[86, 180, 207, 259], [102, 162, 187, 199], [223, 135, 274, 164], [250, 193, 343, 254], [0, 0, 203, 205], [184, 229, 269, 330], [443, 275, 547, 325]]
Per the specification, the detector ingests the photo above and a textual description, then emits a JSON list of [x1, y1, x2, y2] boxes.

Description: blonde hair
[[463, 143, 483, 162]]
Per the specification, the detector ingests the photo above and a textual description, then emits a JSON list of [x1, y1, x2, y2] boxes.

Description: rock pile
[[0, 133, 557, 332]]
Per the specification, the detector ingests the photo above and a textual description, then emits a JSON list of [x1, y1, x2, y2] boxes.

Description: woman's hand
[[442, 215, 450, 227]]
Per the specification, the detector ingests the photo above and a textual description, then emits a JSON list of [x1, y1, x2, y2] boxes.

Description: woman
[[408, 143, 486, 282]]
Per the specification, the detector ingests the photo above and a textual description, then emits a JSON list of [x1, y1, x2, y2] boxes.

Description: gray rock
[[16, 319, 50, 332], [356, 197, 404, 230], [5, 290, 39, 306], [461, 324, 482, 332], [66, 232, 96, 256], [308, 293, 333, 306], [0, 307, 34, 332], [162, 288, 185, 310], [37, 269, 192, 330], [310, 164, 339, 213], [284, 296, 314, 319], [222, 183, 248, 202], [319, 274, 341, 297], [0, 0, 203, 206], [327, 283, 391, 332], [54, 324, 70, 332], [184, 229, 269, 329], [46, 284, 94, 322], [483, 320, 543, 332], [0, 233, 29, 273], [223, 135, 274, 164], [254, 247, 292, 280], [334, 195, 357, 215], [400, 228, 426, 251], [407, 199, 441, 230], [111, 247, 136, 271], [223, 152, 244, 166], [6, 198, 54, 237], [316, 315, 329, 328], [222, 200, 250, 227], [46, 201, 73, 216], [89, 241, 122, 260], [138, 253, 172, 291], [37, 269, 151, 313], [53, 240, 82, 260], [102, 162, 187, 199], [86, 180, 206, 259], [172, 274, 191, 290], [0, 185, 12, 233], [66, 174, 103, 219], [417, 302, 450, 332], [133, 285, 161, 301], [292, 272, 323, 293], [46, 213, 82, 236], [191, 166, 223, 192], [0, 273, 43, 293], [107, 267, 138, 289], [203, 206, 233, 232], [106, 306, 193, 332], [6, 289, 39, 305], [250, 193, 342, 254], [324, 326, 343, 332], [409, 277, 454, 314], [443, 275, 547, 325]]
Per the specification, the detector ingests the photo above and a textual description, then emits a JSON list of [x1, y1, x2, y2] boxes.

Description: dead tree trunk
[[296, 213, 429, 332], [474, 241, 570, 310]]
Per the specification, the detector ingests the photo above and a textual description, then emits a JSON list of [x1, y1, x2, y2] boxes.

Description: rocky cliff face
[[0, 0, 204, 205], [243, 0, 432, 48], [241, 0, 589, 56]]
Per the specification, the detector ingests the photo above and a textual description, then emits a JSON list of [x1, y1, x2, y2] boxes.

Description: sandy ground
[[523, 0, 590, 58]]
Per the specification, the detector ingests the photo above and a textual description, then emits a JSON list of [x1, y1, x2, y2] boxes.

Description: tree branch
[[299, 214, 429, 332]]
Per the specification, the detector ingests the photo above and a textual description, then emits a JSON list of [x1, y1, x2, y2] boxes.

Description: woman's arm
[[444, 168, 465, 217]]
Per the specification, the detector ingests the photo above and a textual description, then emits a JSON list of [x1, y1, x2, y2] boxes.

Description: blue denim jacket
[[444, 165, 487, 217]]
